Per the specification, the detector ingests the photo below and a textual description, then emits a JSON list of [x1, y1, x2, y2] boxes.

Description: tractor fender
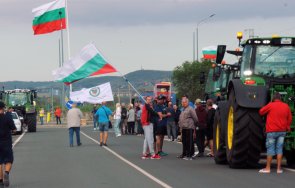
[[227, 79, 268, 108]]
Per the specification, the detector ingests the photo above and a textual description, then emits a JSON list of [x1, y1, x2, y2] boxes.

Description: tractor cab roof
[[241, 37, 295, 47], [4, 89, 36, 93]]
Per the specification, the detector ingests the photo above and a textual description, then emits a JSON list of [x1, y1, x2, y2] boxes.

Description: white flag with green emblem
[[70, 82, 114, 104]]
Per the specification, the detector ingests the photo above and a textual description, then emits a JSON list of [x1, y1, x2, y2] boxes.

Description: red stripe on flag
[[33, 18, 66, 35], [90, 63, 117, 76], [203, 54, 216, 59]]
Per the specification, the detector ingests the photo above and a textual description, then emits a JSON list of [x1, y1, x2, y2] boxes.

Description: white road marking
[[283, 167, 295, 172], [12, 132, 26, 148], [81, 131, 172, 188]]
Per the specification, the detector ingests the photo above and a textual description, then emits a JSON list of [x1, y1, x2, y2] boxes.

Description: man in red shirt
[[141, 96, 161, 159], [259, 92, 292, 173]]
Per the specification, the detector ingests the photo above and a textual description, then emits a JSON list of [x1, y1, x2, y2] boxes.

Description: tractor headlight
[[243, 70, 252, 76]]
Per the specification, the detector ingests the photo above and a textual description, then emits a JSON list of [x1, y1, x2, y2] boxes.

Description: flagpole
[[65, 0, 73, 93], [118, 72, 146, 103]]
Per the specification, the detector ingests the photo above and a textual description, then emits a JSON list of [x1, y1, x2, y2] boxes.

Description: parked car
[[11, 111, 23, 134]]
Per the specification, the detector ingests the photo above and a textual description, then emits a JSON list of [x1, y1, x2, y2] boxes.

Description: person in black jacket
[[206, 99, 216, 157], [120, 103, 128, 134], [0, 101, 16, 187], [195, 99, 207, 157]]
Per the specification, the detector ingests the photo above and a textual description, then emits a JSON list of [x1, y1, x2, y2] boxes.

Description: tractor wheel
[[226, 89, 264, 168], [27, 114, 37, 132], [285, 149, 295, 168], [213, 101, 228, 164]]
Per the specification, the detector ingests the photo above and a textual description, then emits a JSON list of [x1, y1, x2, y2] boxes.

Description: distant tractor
[[213, 34, 295, 168], [0, 89, 37, 132]]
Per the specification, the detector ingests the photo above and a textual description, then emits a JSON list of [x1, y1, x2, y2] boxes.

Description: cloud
[[1, 0, 294, 27]]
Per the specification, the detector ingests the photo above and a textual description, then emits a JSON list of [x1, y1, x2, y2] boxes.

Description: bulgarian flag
[[202, 46, 217, 59], [52, 43, 117, 85], [32, 0, 66, 35]]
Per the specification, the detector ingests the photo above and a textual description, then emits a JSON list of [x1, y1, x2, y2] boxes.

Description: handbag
[[102, 107, 112, 129]]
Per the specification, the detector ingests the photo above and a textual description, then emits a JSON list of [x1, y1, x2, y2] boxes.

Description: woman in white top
[[113, 103, 122, 137]]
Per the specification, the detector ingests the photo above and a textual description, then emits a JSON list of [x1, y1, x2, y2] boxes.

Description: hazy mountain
[[0, 70, 172, 93]]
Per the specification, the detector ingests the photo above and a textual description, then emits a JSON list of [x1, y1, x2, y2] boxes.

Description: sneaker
[[117, 134, 122, 137], [150, 154, 161, 159], [100, 142, 103, 147], [103, 143, 108, 147], [183, 157, 193, 160], [158, 151, 168, 156], [141, 153, 150, 159], [177, 154, 185, 159], [77, 143, 82, 146], [3, 172, 9, 187]]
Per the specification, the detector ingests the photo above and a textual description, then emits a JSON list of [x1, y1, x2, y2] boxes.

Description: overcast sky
[[0, 0, 295, 81]]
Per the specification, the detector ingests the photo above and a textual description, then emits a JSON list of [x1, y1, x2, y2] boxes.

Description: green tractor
[[0, 89, 37, 132], [201, 55, 240, 102], [213, 35, 295, 168]]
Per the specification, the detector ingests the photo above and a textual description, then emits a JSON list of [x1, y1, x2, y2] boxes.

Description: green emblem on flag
[[89, 87, 100, 97]]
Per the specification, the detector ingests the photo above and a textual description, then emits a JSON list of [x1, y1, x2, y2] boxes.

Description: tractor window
[[254, 46, 295, 78], [240, 45, 252, 76], [8, 93, 28, 106]]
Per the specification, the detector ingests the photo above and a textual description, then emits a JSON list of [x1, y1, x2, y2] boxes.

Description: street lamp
[[196, 14, 216, 62]]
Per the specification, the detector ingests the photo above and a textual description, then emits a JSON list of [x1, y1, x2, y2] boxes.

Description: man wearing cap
[[66, 103, 83, 147], [0, 101, 16, 187], [154, 95, 171, 156]]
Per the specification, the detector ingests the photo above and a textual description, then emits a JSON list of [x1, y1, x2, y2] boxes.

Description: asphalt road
[[10, 126, 295, 188]]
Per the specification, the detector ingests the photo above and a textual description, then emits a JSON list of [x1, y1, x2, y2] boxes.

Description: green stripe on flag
[[61, 54, 107, 83], [33, 8, 66, 26], [202, 50, 216, 55]]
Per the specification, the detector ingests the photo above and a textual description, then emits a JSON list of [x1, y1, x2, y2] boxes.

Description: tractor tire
[[226, 89, 264, 168], [213, 101, 228, 164], [285, 149, 295, 168], [27, 114, 37, 132]]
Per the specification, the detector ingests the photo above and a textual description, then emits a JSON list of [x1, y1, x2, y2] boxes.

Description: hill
[[0, 70, 173, 93]]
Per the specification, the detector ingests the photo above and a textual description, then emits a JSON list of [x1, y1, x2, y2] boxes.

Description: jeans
[[40, 117, 44, 125], [266, 132, 286, 156], [93, 116, 98, 129], [143, 123, 155, 155], [99, 122, 109, 132], [137, 120, 144, 134], [114, 119, 121, 136], [128, 122, 135, 134], [69, 127, 81, 146], [167, 121, 176, 140], [56, 116, 61, 124]]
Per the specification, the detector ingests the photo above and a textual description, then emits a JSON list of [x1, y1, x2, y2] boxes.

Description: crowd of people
[[0, 91, 292, 187], [87, 94, 217, 160]]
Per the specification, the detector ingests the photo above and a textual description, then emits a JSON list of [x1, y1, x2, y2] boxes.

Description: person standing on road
[[155, 95, 170, 157], [113, 103, 122, 137], [39, 108, 45, 125], [141, 96, 161, 159], [96, 101, 112, 146], [136, 106, 143, 135], [195, 99, 207, 157], [178, 96, 198, 160], [166, 102, 177, 141], [55, 106, 62, 125], [66, 103, 83, 147], [92, 104, 98, 131], [206, 99, 215, 157], [259, 92, 292, 174], [127, 104, 135, 134], [120, 103, 128, 135], [0, 101, 16, 187]]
